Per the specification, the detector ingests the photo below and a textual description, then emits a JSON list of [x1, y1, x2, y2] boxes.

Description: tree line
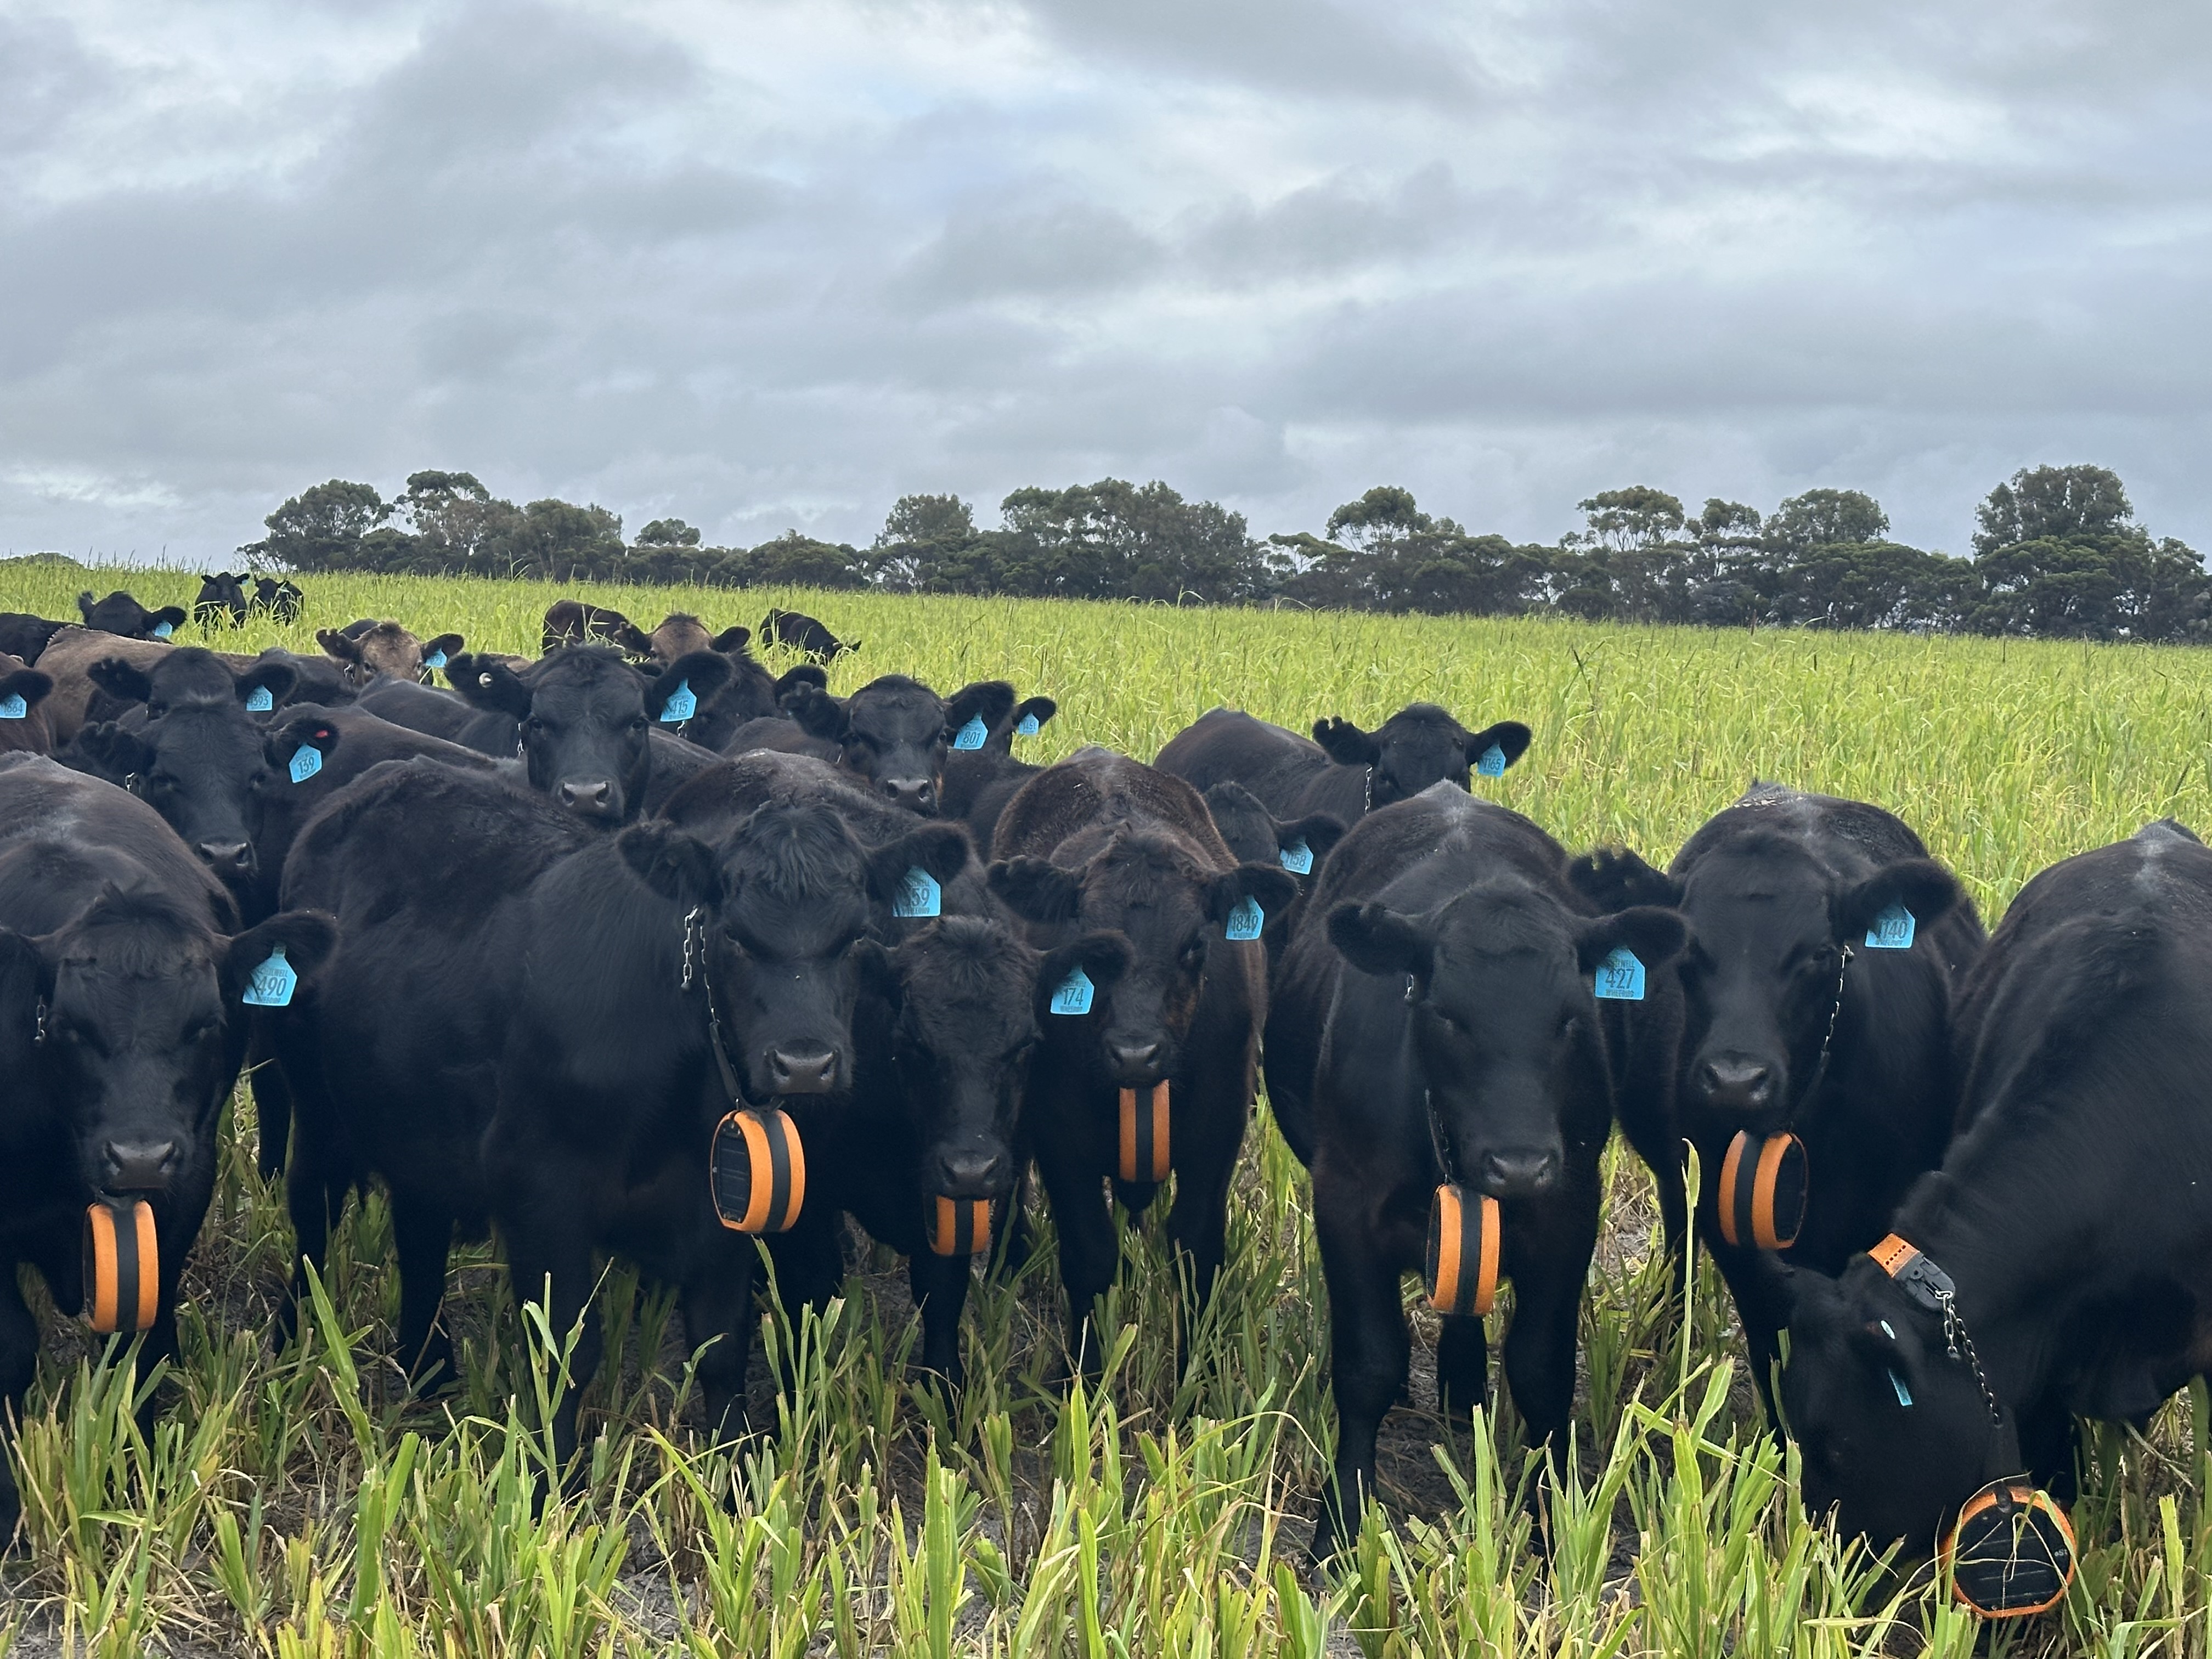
[[241, 462, 2211, 644]]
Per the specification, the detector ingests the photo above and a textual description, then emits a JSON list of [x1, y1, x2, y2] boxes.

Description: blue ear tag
[[0, 693, 24, 720], [421, 649, 447, 670], [151, 620, 174, 639], [288, 744, 323, 784], [1476, 744, 1507, 778], [1015, 712, 1041, 736], [1593, 946, 1646, 1001], [242, 945, 297, 1008], [659, 679, 697, 722], [1049, 965, 1094, 1015], [1224, 895, 1264, 940], [244, 684, 274, 712], [892, 866, 941, 918], [1279, 838, 1313, 875], [1888, 1369, 1914, 1408], [1864, 903, 1916, 950], [952, 715, 987, 750]]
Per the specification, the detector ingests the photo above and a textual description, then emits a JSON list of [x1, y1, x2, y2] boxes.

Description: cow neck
[[680, 904, 754, 1109], [1783, 941, 1853, 1125]]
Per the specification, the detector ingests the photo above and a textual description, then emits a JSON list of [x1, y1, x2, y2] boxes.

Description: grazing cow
[[0, 614, 70, 665], [1781, 819, 2212, 1585], [541, 599, 651, 656], [193, 573, 249, 628], [315, 621, 467, 688], [1156, 704, 1532, 827], [0, 755, 331, 1540], [0, 654, 57, 757], [729, 676, 1015, 815], [1570, 783, 1983, 1407], [1264, 783, 1686, 1555], [988, 749, 1297, 1380], [76, 590, 188, 641], [759, 607, 859, 662], [251, 577, 304, 622], [940, 693, 1058, 856]]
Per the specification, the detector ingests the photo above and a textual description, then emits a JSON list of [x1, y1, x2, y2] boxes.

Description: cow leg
[[0, 1265, 37, 1547], [389, 1198, 456, 1393], [1435, 1313, 1490, 1425], [279, 1130, 346, 1350], [1034, 1149, 1118, 1386], [503, 1226, 602, 1476], [1311, 1214, 1408, 1562], [909, 1251, 974, 1388], [248, 1024, 295, 1183], [1163, 1105, 1244, 1379], [680, 1238, 758, 1449]]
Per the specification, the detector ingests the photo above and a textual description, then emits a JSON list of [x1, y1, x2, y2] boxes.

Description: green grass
[[6, 562, 2212, 1655]]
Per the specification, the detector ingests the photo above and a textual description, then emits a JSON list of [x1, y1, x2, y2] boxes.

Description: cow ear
[[1568, 846, 1683, 912], [238, 660, 298, 710], [774, 664, 828, 699], [1464, 720, 1532, 770], [943, 680, 1017, 741], [223, 910, 338, 1005], [1833, 857, 1962, 945], [451, 656, 534, 720], [1575, 906, 1689, 977], [650, 650, 733, 716], [71, 723, 154, 782], [872, 822, 972, 902], [989, 856, 1082, 926], [612, 624, 654, 657], [1036, 930, 1133, 1017], [0, 669, 52, 712], [710, 625, 752, 653], [154, 607, 189, 632], [1207, 863, 1299, 930], [421, 633, 466, 662], [785, 684, 849, 741], [267, 714, 340, 775], [616, 821, 722, 905], [87, 657, 155, 706], [77, 591, 98, 623], [1312, 716, 1380, 766], [1280, 811, 1346, 865], [315, 627, 364, 665], [1012, 695, 1057, 733], [1328, 901, 1433, 980]]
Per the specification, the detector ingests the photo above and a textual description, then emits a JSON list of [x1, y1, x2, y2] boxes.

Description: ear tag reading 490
[[952, 715, 988, 750], [289, 744, 323, 784], [0, 693, 24, 720], [892, 866, 941, 918], [1049, 965, 1094, 1015], [1865, 903, 1916, 950], [244, 684, 274, 712], [1224, 896, 1264, 940], [659, 679, 697, 722], [242, 945, 297, 1008], [421, 649, 447, 670], [1279, 838, 1313, 874], [1593, 946, 1645, 1001], [1015, 712, 1041, 736], [1476, 743, 1507, 778], [151, 620, 174, 639]]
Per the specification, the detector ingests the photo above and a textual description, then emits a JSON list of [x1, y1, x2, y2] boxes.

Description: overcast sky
[[4, 0, 2208, 565]]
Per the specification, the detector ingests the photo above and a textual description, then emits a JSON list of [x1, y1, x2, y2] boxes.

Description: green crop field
[[5, 560, 2212, 1656]]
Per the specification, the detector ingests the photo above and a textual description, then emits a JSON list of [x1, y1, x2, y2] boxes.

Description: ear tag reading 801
[[1476, 743, 1508, 778], [1049, 965, 1094, 1015], [0, 693, 24, 720], [659, 679, 697, 722], [1279, 838, 1313, 874], [151, 619, 173, 639], [893, 866, 941, 918], [952, 715, 988, 750], [242, 945, 297, 1008], [1224, 896, 1264, 940], [244, 684, 274, 712], [1865, 902, 1916, 950], [421, 649, 447, 670], [1015, 712, 1041, 736], [1593, 946, 1646, 1001], [288, 744, 323, 784]]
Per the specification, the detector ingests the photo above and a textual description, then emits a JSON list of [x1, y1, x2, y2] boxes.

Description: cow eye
[[1178, 935, 1206, 971]]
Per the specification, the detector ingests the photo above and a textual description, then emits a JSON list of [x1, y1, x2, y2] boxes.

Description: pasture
[[4, 561, 2212, 1656]]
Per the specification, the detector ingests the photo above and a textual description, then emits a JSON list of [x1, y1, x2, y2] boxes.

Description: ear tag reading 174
[[893, 866, 941, 918], [952, 715, 988, 750], [1865, 903, 1916, 950], [242, 945, 297, 1008], [1015, 712, 1041, 736], [151, 620, 174, 639], [1225, 896, 1265, 940], [1593, 946, 1646, 1001], [0, 693, 24, 720], [1476, 744, 1507, 778], [289, 744, 323, 785], [244, 684, 274, 712], [659, 679, 697, 723], [1279, 838, 1313, 874], [1049, 965, 1094, 1015]]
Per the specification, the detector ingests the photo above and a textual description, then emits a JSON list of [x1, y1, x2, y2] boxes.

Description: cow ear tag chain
[[1720, 941, 1859, 1251], [688, 906, 807, 1234]]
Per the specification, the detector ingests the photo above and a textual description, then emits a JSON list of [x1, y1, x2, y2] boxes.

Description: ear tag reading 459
[[244, 685, 274, 712], [421, 649, 447, 670], [151, 619, 174, 639], [952, 715, 988, 750], [1476, 743, 1507, 778], [893, 866, 941, 918], [1225, 896, 1265, 940], [1865, 903, 1916, 950], [0, 693, 24, 720], [1279, 838, 1313, 874], [659, 679, 697, 722], [1593, 946, 1646, 1001], [242, 945, 297, 1008], [1049, 965, 1094, 1015], [1015, 712, 1041, 736], [288, 744, 323, 784]]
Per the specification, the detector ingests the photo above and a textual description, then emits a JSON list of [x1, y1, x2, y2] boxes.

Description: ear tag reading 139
[[1476, 744, 1508, 778], [1049, 965, 1094, 1015], [151, 620, 174, 639], [242, 945, 297, 1008], [244, 685, 274, 712], [1865, 903, 1916, 950], [1279, 838, 1313, 874], [1593, 946, 1646, 1001], [893, 866, 941, 918], [0, 693, 24, 720], [659, 679, 697, 722], [1015, 712, 1041, 736], [421, 649, 447, 670], [952, 715, 988, 750], [1225, 896, 1265, 940], [289, 744, 323, 785]]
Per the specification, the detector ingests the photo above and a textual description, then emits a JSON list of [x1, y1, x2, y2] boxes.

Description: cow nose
[[103, 1139, 180, 1191], [766, 1046, 838, 1094], [1697, 1056, 1776, 1111], [556, 780, 614, 814], [1108, 1039, 1162, 1077], [196, 840, 255, 876], [938, 1147, 1008, 1197], [882, 777, 934, 811], [1480, 1148, 1559, 1195]]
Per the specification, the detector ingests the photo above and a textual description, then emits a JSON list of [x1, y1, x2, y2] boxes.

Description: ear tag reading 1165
[[893, 866, 941, 918], [289, 744, 323, 784], [1015, 712, 1041, 735], [244, 684, 274, 712], [242, 945, 297, 1008], [1279, 838, 1313, 874], [0, 693, 24, 720], [421, 649, 447, 670], [952, 715, 988, 750], [1593, 946, 1646, 1001], [1049, 965, 1094, 1015], [1225, 896, 1264, 940], [1476, 744, 1508, 778], [151, 619, 174, 639], [1865, 903, 1916, 950]]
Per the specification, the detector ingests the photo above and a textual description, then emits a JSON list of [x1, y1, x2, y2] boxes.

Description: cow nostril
[[196, 840, 253, 872], [1108, 1040, 1162, 1074], [767, 1046, 838, 1094], [1699, 1057, 1775, 1107], [103, 1139, 180, 1190], [1481, 1149, 1559, 1194], [557, 780, 613, 810], [940, 1148, 1008, 1195]]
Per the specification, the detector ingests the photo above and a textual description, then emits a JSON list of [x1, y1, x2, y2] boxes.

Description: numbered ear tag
[[1224, 896, 1264, 940], [151, 620, 174, 639], [421, 649, 447, 670], [244, 684, 274, 712], [1279, 838, 1313, 874], [0, 693, 24, 719], [288, 744, 323, 784], [1476, 744, 1507, 778], [1865, 903, 1916, 950], [1049, 965, 1094, 1015], [1593, 946, 1645, 1001], [242, 945, 297, 1008], [892, 866, 941, 918], [952, 715, 987, 750], [1015, 712, 1041, 736], [659, 679, 697, 722], [1889, 1369, 1914, 1408]]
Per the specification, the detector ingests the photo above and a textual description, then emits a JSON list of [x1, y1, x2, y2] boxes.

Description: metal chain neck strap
[[680, 904, 751, 1108], [1871, 1234, 2005, 1426]]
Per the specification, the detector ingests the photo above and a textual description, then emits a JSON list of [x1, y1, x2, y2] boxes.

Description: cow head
[[77, 590, 188, 641], [788, 676, 1014, 814], [644, 613, 716, 662], [1201, 781, 1345, 883], [0, 654, 56, 755], [315, 622, 466, 687], [251, 578, 303, 620], [1330, 886, 1685, 1199], [1312, 705, 1532, 809], [193, 573, 249, 625]]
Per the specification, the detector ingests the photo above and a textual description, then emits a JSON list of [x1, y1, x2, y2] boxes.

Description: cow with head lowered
[[77, 590, 187, 642], [730, 675, 1016, 816]]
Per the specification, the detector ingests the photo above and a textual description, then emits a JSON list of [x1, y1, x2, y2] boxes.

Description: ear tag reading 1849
[[0, 693, 24, 719], [1225, 896, 1264, 940], [1049, 965, 1094, 1015], [244, 684, 274, 712], [1593, 946, 1646, 1001], [1865, 902, 1916, 950], [1015, 712, 1041, 735], [289, 744, 323, 784], [952, 715, 988, 750], [421, 648, 447, 670], [893, 866, 942, 918], [1279, 838, 1314, 875], [242, 945, 297, 1008], [659, 679, 697, 723], [151, 619, 174, 639], [1476, 743, 1508, 778]]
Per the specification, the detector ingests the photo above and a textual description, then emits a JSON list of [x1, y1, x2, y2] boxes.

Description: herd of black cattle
[[0, 584, 2203, 1615]]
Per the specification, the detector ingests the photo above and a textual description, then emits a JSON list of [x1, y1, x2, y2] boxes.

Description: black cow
[[251, 577, 303, 623], [988, 749, 1296, 1381], [193, 573, 249, 629], [1264, 782, 1686, 1555], [940, 693, 1058, 856], [759, 608, 859, 662], [0, 755, 331, 1540], [729, 676, 1014, 815], [0, 653, 57, 757], [1200, 781, 1345, 964], [541, 599, 651, 656], [1781, 819, 2212, 1567], [1571, 783, 1983, 1407], [77, 590, 187, 641], [0, 614, 71, 664]]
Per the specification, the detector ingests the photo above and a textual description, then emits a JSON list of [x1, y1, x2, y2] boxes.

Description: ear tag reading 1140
[[952, 715, 988, 750], [1015, 712, 1041, 736], [151, 620, 174, 639], [421, 649, 447, 670], [1476, 743, 1507, 778], [289, 744, 323, 784], [1279, 838, 1313, 874], [1865, 903, 1916, 950], [244, 684, 274, 712], [1593, 946, 1646, 1001], [1049, 965, 1094, 1015], [242, 945, 297, 1008], [0, 693, 24, 720], [893, 866, 942, 918], [1224, 896, 1264, 940]]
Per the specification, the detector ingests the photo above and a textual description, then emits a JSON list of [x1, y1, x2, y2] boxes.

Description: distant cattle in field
[[759, 608, 859, 662], [0, 653, 57, 756], [727, 675, 1014, 814], [77, 590, 187, 641], [0, 613, 70, 664], [193, 573, 249, 628], [251, 577, 303, 622], [315, 621, 466, 687], [541, 600, 651, 656]]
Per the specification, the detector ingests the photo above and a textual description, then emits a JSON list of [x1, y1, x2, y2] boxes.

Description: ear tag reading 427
[[0, 693, 24, 720], [1224, 896, 1265, 940], [1476, 743, 1507, 778], [893, 866, 941, 918], [242, 945, 297, 1008], [1279, 838, 1313, 874], [659, 679, 697, 722], [1015, 712, 1041, 736], [1049, 965, 1094, 1015], [1865, 903, 1916, 950], [952, 715, 988, 750], [151, 620, 174, 639], [289, 744, 323, 784], [1593, 946, 1646, 1001], [244, 685, 274, 712]]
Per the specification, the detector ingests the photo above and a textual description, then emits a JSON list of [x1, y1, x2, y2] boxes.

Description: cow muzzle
[[765, 1045, 839, 1094], [880, 776, 936, 812], [195, 840, 257, 878], [1476, 1145, 1559, 1198], [1695, 1051, 1778, 1116], [556, 778, 619, 818], [101, 1138, 181, 1192]]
